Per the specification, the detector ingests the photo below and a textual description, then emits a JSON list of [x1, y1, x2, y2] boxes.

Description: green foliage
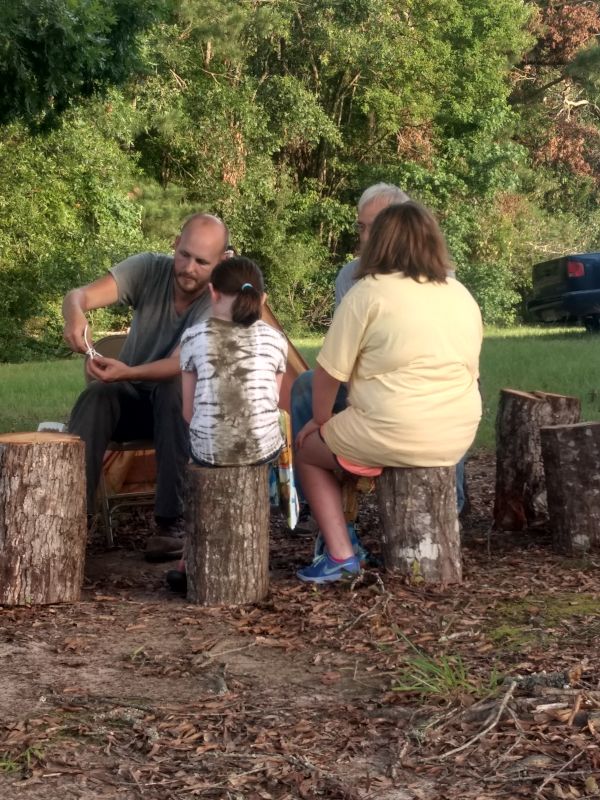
[[2, 0, 600, 355], [0, 0, 163, 126], [0, 100, 143, 361], [456, 262, 520, 326]]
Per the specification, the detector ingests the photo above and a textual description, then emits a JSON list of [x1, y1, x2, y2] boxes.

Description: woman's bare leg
[[295, 432, 354, 560]]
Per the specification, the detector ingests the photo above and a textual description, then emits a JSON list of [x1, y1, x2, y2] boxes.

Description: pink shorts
[[336, 455, 383, 478], [318, 425, 383, 477]]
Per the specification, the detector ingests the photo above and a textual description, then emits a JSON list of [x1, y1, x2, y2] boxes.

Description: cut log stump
[[185, 463, 270, 605], [494, 389, 581, 530], [541, 422, 600, 555], [376, 466, 461, 583], [0, 432, 86, 606]]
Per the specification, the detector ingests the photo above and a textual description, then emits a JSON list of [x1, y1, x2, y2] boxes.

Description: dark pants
[[68, 378, 188, 519]]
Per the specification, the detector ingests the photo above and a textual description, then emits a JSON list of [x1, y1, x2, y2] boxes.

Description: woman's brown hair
[[210, 256, 264, 326], [354, 201, 451, 283]]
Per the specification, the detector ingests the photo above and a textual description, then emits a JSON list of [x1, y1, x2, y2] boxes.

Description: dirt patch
[[2, 451, 600, 799]]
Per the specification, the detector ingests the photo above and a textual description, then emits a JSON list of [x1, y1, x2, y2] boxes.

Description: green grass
[[0, 357, 85, 433], [293, 337, 320, 369], [1, 326, 599, 448], [391, 632, 502, 699], [479, 325, 600, 449]]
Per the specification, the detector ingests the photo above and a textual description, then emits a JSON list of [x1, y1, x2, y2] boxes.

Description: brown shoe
[[144, 535, 184, 563]]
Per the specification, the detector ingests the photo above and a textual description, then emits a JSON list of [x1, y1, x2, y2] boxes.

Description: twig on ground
[[535, 750, 585, 797], [431, 680, 517, 761], [340, 592, 389, 632]]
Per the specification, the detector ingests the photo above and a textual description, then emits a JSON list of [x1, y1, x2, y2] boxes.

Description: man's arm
[[86, 352, 182, 383], [65, 269, 184, 383], [62, 273, 120, 353]]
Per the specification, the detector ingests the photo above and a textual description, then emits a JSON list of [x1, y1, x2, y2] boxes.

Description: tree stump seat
[[541, 421, 600, 555], [494, 389, 581, 531], [184, 462, 270, 605], [0, 432, 86, 606], [376, 465, 461, 584]]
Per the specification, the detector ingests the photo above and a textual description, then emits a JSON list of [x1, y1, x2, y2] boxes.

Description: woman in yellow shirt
[[295, 201, 482, 583]]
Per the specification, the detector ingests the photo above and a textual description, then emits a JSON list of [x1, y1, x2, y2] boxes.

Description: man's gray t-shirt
[[109, 252, 211, 368], [334, 257, 360, 307], [335, 256, 456, 307]]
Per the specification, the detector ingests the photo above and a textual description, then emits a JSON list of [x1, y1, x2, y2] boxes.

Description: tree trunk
[[540, 422, 600, 555], [0, 432, 86, 606], [376, 466, 461, 584], [185, 463, 270, 605], [494, 389, 580, 530]]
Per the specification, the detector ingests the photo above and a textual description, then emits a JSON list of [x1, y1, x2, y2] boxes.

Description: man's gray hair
[[358, 183, 410, 211]]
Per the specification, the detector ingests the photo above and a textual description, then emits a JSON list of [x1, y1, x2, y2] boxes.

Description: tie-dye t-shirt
[[180, 317, 287, 466]]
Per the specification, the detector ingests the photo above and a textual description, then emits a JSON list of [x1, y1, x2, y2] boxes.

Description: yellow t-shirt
[[318, 273, 483, 467]]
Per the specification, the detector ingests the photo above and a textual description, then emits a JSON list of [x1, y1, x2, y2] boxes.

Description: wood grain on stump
[[376, 466, 461, 584], [0, 432, 86, 606], [494, 389, 580, 530], [541, 421, 600, 555], [185, 463, 269, 605]]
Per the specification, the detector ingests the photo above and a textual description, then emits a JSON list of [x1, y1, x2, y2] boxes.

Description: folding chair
[[86, 333, 156, 546]]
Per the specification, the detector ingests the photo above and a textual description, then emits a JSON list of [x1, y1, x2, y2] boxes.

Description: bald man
[[63, 214, 229, 558]]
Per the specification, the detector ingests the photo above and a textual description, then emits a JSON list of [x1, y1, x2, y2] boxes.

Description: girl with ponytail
[[179, 256, 287, 468]]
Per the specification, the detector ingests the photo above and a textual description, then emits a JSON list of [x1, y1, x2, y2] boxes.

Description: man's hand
[[63, 312, 90, 354], [295, 418, 321, 450], [62, 275, 119, 353], [86, 355, 131, 383]]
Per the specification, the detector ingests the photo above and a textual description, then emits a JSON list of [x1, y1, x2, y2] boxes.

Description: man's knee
[[152, 379, 182, 412], [68, 381, 122, 432], [152, 380, 187, 446]]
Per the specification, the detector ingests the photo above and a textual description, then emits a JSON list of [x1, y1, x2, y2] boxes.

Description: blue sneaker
[[297, 552, 361, 584], [313, 522, 370, 564]]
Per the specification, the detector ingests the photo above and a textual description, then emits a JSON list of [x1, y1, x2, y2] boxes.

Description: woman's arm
[[312, 365, 341, 425]]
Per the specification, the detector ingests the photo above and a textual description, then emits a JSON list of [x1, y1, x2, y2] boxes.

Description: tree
[[0, 0, 163, 126]]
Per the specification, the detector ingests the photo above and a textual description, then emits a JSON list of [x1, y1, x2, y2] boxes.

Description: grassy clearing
[[1, 326, 599, 445], [479, 325, 600, 449], [0, 357, 85, 433]]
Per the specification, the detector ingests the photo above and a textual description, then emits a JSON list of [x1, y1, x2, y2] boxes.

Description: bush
[[457, 261, 520, 326]]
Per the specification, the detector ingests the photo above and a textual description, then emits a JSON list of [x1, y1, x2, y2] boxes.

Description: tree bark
[[540, 422, 600, 555], [494, 389, 580, 530], [185, 463, 270, 605], [376, 466, 461, 584], [0, 432, 86, 606]]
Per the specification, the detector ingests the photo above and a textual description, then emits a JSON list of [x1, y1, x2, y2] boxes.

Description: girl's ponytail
[[210, 256, 264, 327]]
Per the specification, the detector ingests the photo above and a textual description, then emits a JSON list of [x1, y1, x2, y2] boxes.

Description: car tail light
[[567, 260, 585, 278]]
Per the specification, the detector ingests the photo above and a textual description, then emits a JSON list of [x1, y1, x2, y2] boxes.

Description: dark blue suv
[[527, 252, 600, 332]]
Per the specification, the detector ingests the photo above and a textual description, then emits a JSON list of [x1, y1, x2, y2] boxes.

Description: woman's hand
[[295, 418, 320, 450]]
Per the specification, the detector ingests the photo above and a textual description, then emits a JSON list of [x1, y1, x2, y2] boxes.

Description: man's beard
[[175, 271, 208, 295]]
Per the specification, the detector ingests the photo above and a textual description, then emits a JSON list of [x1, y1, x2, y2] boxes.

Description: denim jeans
[[290, 370, 347, 503], [290, 369, 467, 511]]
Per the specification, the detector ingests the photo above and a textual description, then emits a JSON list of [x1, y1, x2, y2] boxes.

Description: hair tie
[[241, 282, 253, 291]]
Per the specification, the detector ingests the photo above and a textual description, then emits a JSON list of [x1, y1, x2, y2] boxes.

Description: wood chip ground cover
[[2, 452, 600, 799]]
